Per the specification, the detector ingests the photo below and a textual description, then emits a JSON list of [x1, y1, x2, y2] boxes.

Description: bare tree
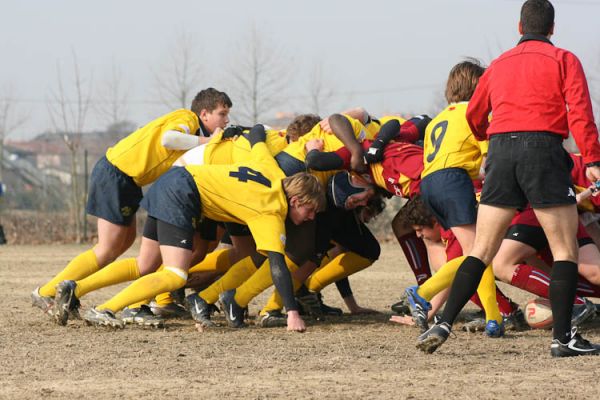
[[97, 60, 130, 128], [224, 25, 292, 125], [47, 50, 93, 243], [306, 62, 336, 116], [0, 84, 27, 182], [152, 31, 204, 110]]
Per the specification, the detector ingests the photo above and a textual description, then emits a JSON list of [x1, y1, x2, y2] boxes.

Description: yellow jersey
[[421, 102, 488, 180], [186, 142, 288, 254], [283, 115, 374, 186], [203, 128, 288, 165], [106, 109, 199, 186]]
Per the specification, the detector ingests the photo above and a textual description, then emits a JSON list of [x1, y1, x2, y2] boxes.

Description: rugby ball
[[524, 298, 553, 329]]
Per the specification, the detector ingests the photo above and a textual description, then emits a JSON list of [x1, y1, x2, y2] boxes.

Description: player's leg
[[84, 221, 193, 328]]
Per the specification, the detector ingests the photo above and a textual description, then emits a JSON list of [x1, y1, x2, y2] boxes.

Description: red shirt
[[466, 35, 600, 165]]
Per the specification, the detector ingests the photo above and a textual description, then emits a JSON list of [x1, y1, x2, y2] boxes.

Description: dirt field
[[1, 243, 599, 399]]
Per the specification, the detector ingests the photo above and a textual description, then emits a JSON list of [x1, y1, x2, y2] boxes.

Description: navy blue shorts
[[420, 168, 477, 230], [140, 167, 201, 233], [86, 156, 143, 226], [481, 132, 576, 209]]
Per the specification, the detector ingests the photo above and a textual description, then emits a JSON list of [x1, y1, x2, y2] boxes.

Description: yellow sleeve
[[247, 214, 287, 254], [161, 113, 199, 136], [477, 138, 489, 156]]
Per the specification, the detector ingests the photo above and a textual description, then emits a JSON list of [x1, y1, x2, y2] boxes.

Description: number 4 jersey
[[421, 102, 488, 180], [185, 142, 288, 254]]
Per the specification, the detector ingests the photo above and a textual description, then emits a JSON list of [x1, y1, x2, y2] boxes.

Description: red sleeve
[[466, 70, 492, 141], [397, 120, 418, 143], [562, 52, 600, 165], [334, 147, 352, 170]]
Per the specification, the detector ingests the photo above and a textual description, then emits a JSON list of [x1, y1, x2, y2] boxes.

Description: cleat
[[317, 293, 343, 316], [571, 298, 596, 327], [150, 302, 190, 319], [54, 280, 79, 326], [405, 286, 431, 333], [462, 318, 486, 333], [551, 327, 600, 357], [219, 290, 246, 328], [185, 293, 216, 327], [31, 287, 55, 316], [391, 292, 410, 315], [416, 322, 452, 354], [484, 320, 505, 338], [83, 307, 124, 329], [296, 291, 324, 320], [256, 310, 287, 328], [121, 305, 165, 328], [503, 308, 530, 332], [170, 288, 186, 305]]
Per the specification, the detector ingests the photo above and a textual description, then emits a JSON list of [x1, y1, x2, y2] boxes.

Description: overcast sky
[[1, 0, 600, 139]]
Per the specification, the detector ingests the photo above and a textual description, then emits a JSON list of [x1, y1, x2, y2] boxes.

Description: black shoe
[[550, 328, 600, 357], [391, 292, 410, 315], [296, 291, 325, 320], [54, 280, 79, 326], [571, 298, 596, 327], [317, 293, 343, 316], [503, 307, 530, 332], [185, 293, 216, 327], [416, 322, 452, 354], [219, 290, 246, 328]]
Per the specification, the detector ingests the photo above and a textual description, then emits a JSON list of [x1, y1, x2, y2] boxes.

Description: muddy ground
[[1, 243, 599, 399]]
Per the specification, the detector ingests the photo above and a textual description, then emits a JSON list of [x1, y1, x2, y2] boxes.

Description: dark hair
[[397, 196, 436, 229], [191, 88, 232, 114], [445, 59, 486, 104], [286, 114, 321, 142], [520, 0, 554, 35]]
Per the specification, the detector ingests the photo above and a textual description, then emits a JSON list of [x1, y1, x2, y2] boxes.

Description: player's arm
[[364, 115, 431, 164], [304, 139, 345, 171], [329, 113, 367, 173], [268, 251, 306, 332]]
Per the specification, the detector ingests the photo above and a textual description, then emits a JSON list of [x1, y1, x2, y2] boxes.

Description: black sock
[[440, 256, 487, 326], [549, 261, 578, 342]]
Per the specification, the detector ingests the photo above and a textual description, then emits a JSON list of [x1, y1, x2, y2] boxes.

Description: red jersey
[[466, 35, 600, 165], [440, 228, 462, 261], [335, 140, 423, 198], [570, 153, 600, 213]]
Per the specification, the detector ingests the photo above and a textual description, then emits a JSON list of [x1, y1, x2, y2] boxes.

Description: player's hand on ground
[[305, 139, 324, 153], [389, 315, 415, 326], [286, 310, 306, 332]]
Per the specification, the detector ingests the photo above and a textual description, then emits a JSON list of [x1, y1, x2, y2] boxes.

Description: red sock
[[495, 287, 517, 316], [397, 232, 431, 285], [511, 264, 585, 304]]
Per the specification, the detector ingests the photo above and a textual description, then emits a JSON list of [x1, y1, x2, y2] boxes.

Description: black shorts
[[197, 218, 218, 241], [142, 216, 194, 250], [481, 132, 576, 209], [420, 168, 477, 230], [504, 224, 548, 252], [86, 156, 143, 226], [505, 223, 593, 251], [140, 167, 202, 233], [314, 206, 380, 261]]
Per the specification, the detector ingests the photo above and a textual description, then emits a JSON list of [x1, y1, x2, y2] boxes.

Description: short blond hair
[[445, 59, 485, 104], [282, 172, 325, 211]]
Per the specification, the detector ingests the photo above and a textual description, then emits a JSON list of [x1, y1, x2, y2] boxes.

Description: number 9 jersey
[[185, 142, 288, 254], [421, 102, 488, 180]]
